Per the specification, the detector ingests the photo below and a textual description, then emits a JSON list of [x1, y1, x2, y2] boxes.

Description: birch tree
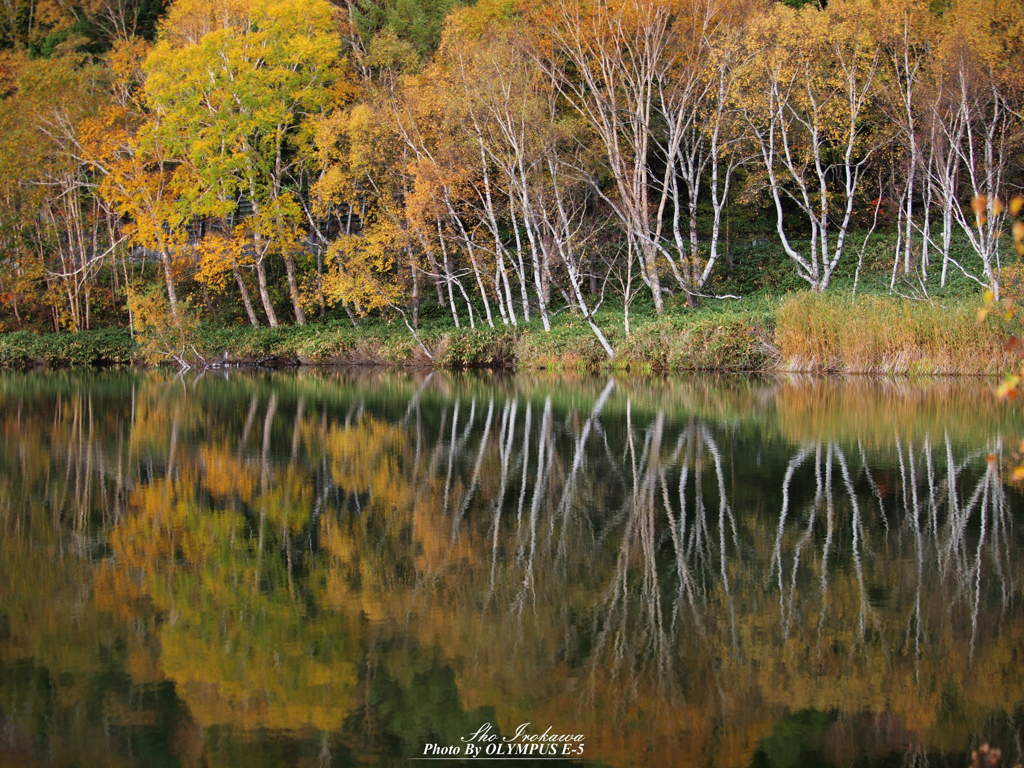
[[740, 0, 883, 292], [926, 0, 1024, 298]]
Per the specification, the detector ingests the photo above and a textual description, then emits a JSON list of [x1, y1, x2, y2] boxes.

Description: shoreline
[[0, 292, 1015, 377]]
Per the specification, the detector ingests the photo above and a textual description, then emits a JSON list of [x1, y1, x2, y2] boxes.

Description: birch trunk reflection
[[1, 371, 1023, 768]]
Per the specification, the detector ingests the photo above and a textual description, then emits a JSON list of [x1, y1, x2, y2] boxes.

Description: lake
[[0, 369, 1022, 767]]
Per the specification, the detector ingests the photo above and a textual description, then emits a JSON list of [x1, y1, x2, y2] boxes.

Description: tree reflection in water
[[0, 370, 1021, 767]]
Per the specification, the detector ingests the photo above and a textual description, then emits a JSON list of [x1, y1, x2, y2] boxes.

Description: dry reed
[[775, 293, 1012, 375]]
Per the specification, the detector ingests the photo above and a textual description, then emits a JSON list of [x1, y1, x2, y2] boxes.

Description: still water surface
[[0, 370, 1022, 767]]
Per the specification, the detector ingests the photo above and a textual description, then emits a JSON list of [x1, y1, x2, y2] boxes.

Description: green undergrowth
[[0, 328, 134, 369]]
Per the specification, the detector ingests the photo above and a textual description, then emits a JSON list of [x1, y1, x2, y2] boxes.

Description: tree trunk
[[284, 252, 306, 325], [641, 241, 664, 314], [255, 256, 279, 327], [234, 266, 260, 326], [161, 249, 179, 317]]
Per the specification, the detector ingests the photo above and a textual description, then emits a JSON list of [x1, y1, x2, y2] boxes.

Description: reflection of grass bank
[[0, 292, 1012, 375], [9, 367, 1006, 454]]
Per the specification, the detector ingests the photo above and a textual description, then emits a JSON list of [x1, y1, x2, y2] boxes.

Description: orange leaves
[[983, 256, 1024, 480], [977, 288, 1008, 324], [1011, 196, 1024, 258], [969, 744, 1016, 768], [106, 38, 151, 108], [199, 446, 259, 503], [407, 156, 466, 224], [972, 195, 988, 226], [91, 116, 190, 264], [976, 286, 1023, 327], [1013, 221, 1024, 252], [972, 195, 1006, 228], [313, 95, 419, 317], [980, 289, 1024, 408]]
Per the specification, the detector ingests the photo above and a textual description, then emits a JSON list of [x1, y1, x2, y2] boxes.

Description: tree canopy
[[1, 0, 1023, 356]]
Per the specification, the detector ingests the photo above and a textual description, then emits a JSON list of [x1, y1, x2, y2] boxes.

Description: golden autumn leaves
[[7, 0, 1024, 362]]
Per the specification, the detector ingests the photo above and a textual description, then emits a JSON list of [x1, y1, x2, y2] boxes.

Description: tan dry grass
[[775, 293, 1011, 375]]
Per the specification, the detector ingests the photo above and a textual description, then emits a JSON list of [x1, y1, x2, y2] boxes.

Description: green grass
[[0, 328, 134, 369]]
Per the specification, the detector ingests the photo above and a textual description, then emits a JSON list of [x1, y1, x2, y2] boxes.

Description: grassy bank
[[2, 231, 1014, 374], [0, 291, 1013, 375], [0, 329, 135, 369]]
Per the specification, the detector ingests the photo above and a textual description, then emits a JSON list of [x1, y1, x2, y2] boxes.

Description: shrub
[[128, 287, 203, 368]]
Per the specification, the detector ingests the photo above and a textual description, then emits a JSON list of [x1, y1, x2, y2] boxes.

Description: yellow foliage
[[326, 227, 404, 314], [127, 286, 202, 368], [195, 231, 251, 290], [158, 0, 257, 47]]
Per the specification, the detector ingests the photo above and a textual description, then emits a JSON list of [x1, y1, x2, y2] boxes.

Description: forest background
[[2, 0, 1024, 374]]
